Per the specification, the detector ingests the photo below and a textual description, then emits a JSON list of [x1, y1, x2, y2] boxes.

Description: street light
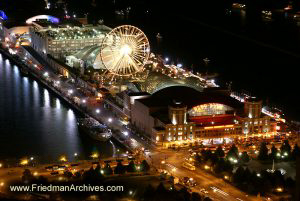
[[257, 173, 261, 177], [74, 153, 78, 157], [82, 99, 86, 103], [91, 153, 99, 159], [60, 156, 67, 162], [43, 72, 49, 77], [204, 165, 210, 170], [100, 170, 104, 174], [20, 159, 29, 166], [33, 172, 38, 176], [30, 157, 34, 161], [96, 109, 100, 114], [108, 118, 112, 123], [177, 63, 182, 68]]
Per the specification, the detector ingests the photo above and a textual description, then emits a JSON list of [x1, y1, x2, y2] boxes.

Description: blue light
[[26, 15, 59, 24], [0, 10, 8, 20]]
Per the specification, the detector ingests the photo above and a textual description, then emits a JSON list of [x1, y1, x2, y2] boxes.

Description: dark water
[[0, 54, 117, 163]]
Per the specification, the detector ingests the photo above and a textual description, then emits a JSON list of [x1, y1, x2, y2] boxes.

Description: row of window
[[168, 126, 193, 131]]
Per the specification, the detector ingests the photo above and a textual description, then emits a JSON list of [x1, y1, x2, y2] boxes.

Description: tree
[[292, 144, 300, 160], [269, 144, 278, 160], [169, 175, 175, 185], [74, 171, 81, 179], [22, 169, 34, 183], [63, 171, 73, 178], [140, 160, 150, 172], [223, 159, 233, 172], [227, 144, 239, 160], [201, 149, 212, 161], [82, 166, 98, 182], [215, 145, 225, 158], [127, 160, 136, 172], [280, 140, 291, 158], [155, 182, 167, 194], [203, 197, 213, 201], [178, 187, 191, 201], [213, 158, 226, 174], [191, 192, 202, 201], [143, 184, 155, 201], [114, 162, 126, 174], [233, 167, 245, 184], [195, 153, 202, 166], [103, 163, 113, 175], [35, 176, 48, 184], [243, 167, 251, 183], [240, 151, 250, 163], [258, 142, 269, 160]]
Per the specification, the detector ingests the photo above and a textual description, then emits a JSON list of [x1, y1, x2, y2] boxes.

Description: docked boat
[[77, 117, 112, 141]]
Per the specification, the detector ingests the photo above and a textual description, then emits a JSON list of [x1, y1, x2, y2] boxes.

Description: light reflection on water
[[0, 54, 117, 163]]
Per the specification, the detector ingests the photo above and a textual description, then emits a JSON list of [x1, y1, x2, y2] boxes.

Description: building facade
[[29, 22, 111, 59], [125, 86, 277, 146]]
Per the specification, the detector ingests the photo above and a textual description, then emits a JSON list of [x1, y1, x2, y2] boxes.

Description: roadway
[[148, 149, 260, 201]]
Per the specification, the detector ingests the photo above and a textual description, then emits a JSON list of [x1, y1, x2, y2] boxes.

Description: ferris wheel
[[100, 25, 150, 76]]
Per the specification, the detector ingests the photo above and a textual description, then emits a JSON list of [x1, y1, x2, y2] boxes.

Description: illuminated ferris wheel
[[100, 25, 150, 76]]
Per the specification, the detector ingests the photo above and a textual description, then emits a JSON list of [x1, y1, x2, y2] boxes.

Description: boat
[[77, 117, 112, 141]]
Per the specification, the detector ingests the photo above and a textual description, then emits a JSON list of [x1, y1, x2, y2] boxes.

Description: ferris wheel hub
[[120, 44, 132, 55]]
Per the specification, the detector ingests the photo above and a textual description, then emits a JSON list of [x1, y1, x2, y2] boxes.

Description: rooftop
[[137, 86, 243, 110]]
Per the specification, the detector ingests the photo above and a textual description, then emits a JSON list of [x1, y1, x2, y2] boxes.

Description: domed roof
[[67, 45, 105, 69], [145, 85, 243, 110], [139, 71, 204, 94]]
